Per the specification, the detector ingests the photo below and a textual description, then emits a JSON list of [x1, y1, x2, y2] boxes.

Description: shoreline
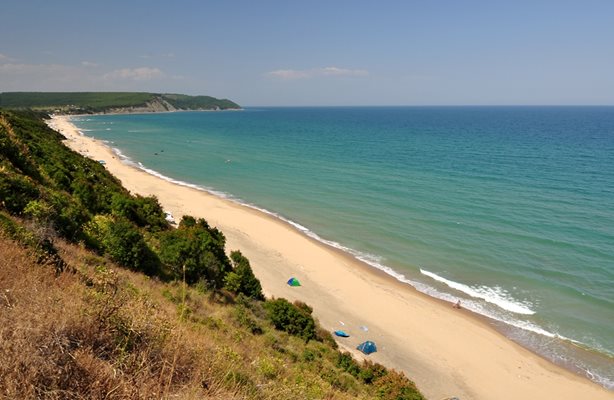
[[52, 107, 243, 118], [47, 115, 613, 400]]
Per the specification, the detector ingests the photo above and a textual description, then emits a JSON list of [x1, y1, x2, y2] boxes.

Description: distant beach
[[47, 113, 613, 400]]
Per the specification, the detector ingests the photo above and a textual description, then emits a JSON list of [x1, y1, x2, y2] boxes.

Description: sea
[[71, 106, 614, 389]]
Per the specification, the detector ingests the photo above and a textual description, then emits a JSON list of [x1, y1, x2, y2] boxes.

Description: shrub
[[223, 271, 241, 292], [316, 326, 338, 349], [337, 351, 361, 377], [23, 199, 53, 222], [234, 303, 263, 335], [264, 298, 316, 342], [84, 215, 160, 274], [374, 370, 425, 400], [71, 176, 97, 208], [111, 193, 168, 231], [0, 171, 39, 213], [302, 348, 317, 362], [359, 360, 387, 384], [330, 372, 359, 393], [47, 192, 89, 240], [257, 356, 282, 379]]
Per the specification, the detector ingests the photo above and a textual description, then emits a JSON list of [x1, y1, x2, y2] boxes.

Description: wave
[[419, 269, 536, 315]]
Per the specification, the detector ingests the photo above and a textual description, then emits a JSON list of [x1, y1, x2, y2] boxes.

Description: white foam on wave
[[587, 369, 614, 391], [411, 279, 579, 342], [110, 148, 233, 200], [420, 268, 536, 315], [111, 147, 127, 160]]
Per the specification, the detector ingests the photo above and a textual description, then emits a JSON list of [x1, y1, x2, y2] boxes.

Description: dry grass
[[1, 234, 418, 400], [0, 237, 237, 399]]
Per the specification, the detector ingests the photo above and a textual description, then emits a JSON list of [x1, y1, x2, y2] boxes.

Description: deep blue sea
[[72, 107, 614, 389]]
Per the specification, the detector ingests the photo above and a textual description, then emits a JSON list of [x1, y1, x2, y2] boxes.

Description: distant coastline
[[0, 92, 241, 115]]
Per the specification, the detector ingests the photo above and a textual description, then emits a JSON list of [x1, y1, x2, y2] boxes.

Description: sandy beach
[[47, 115, 613, 400]]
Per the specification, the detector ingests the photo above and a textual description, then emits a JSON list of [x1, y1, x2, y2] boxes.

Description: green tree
[[0, 172, 39, 213], [84, 215, 160, 274], [111, 193, 168, 231], [158, 216, 230, 286], [224, 250, 264, 300], [264, 298, 316, 342]]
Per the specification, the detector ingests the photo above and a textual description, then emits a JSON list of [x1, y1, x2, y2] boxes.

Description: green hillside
[[162, 93, 241, 110], [0, 109, 425, 399], [0, 92, 241, 113]]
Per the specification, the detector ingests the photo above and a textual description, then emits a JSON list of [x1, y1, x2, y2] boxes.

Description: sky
[[1, 1, 613, 106]]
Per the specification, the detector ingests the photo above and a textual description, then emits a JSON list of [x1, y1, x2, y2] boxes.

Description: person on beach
[[453, 300, 461, 309]]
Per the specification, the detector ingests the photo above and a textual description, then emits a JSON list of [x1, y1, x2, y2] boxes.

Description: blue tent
[[287, 277, 301, 287], [357, 340, 377, 355], [334, 330, 349, 338]]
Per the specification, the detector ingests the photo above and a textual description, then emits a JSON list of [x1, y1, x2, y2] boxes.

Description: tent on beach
[[357, 340, 377, 355], [287, 277, 301, 287]]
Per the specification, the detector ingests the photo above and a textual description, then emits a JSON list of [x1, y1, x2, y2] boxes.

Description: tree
[[264, 298, 316, 342], [224, 250, 264, 300], [158, 216, 231, 286], [84, 215, 160, 274], [110, 193, 168, 231]]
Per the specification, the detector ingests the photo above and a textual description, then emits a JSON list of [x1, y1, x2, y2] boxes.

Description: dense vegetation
[[0, 92, 152, 110], [0, 92, 241, 113], [161, 93, 241, 110], [0, 109, 425, 399]]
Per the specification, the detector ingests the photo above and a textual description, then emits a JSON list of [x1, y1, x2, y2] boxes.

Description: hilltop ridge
[[0, 92, 241, 114]]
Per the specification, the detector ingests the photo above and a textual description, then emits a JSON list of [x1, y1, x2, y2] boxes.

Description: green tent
[[287, 277, 301, 287]]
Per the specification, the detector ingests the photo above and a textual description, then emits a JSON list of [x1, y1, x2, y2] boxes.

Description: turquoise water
[[72, 107, 614, 388]]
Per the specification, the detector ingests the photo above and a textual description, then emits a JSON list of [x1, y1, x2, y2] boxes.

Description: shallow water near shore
[[72, 106, 614, 389]]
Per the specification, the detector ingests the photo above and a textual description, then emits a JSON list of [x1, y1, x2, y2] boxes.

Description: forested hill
[[0, 92, 241, 114]]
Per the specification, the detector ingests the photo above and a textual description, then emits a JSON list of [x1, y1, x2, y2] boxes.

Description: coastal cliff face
[[105, 96, 179, 114], [104, 95, 241, 114]]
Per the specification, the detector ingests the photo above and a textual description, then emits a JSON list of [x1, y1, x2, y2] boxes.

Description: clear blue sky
[[1, 1, 613, 106]]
